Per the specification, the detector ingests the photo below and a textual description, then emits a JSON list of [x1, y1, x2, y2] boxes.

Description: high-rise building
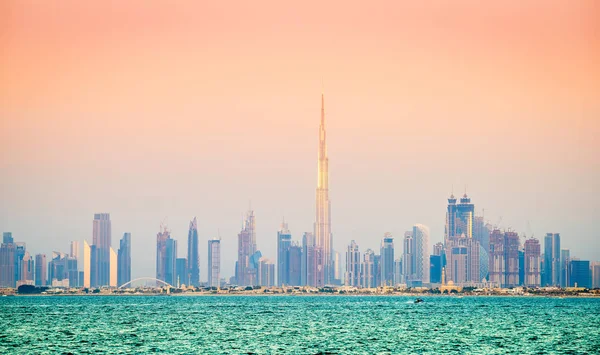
[[430, 255, 442, 284], [237, 210, 257, 286], [117, 233, 131, 287], [444, 194, 481, 285], [394, 258, 403, 285], [560, 249, 570, 288], [109, 247, 117, 287], [35, 254, 47, 286], [488, 230, 520, 287], [14, 243, 26, 284], [334, 251, 342, 284], [569, 260, 591, 288], [444, 237, 480, 285], [83, 240, 91, 288], [0, 238, 15, 288], [473, 216, 491, 254], [362, 249, 375, 288], [543, 233, 560, 286], [432, 242, 444, 256], [380, 233, 395, 287], [412, 225, 430, 284], [48, 252, 78, 287], [591, 262, 600, 289], [175, 258, 188, 287], [288, 244, 303, 286], [92, 213, 112, 287], [277, 220, 292, 286], [345, 240, 361, 287], [403, 231, 415, 284], [523, 238, 541, 287], [156, 226, 177, 286], [19, 251, 34, 285], [446, 193, 474, 238], [258, 257, 275, 287], [208, 239, 221, 288], [70, 241, 80, 261], [315, 93, 333, 285], [302, 232, 316, 287], [187, 217, 200, 287]]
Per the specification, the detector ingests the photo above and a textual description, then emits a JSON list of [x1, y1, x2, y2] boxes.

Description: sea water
[[1, 295, 599, 354]]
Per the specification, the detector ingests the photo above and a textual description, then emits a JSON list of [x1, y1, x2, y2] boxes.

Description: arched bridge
[[119, 277, 173, 289]]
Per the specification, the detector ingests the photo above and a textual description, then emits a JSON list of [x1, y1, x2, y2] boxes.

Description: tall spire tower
[[315, 92, 333, 286]]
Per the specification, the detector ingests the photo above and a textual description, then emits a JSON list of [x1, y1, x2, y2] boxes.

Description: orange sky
[[1, 1, 599, 278]]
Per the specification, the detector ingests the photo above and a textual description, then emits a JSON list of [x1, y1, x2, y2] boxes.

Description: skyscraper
[[14, 243, 26, 285], [403, 231, 415, 284], [302, 232, 315, 286], [258, 257, 275, 287], [187, 217, 200, 287], [83, 240, 91, 288], [591, 262, 600, 289], [429, 255, 442, 284], [35, 254, 47, 286], [92, 213, 112, 287], [208, 238, 221, 288], [19, 251, 34, 285], [315, 93, 333, 286], [444, 193, 480, 285], [70, 241, 80, 260], [0, 238, 15, 288], [543, 233, 560, 286], [237, 210, 257, 286], [175, 258, 188, 287], [412, 224, 430, 284], [109, 247, 117, 287], [156, 226, 177, 286], [288, 244, 303, 286], [117, 233, 131, 287], [524, 238, 541, 287], [560, 249, 570, 288], [277, 220, 292, 286], [345, 240, 361, 287], [488, 229, 520, 287], [380, 233, 395, 287], [48, 252, 78, 287], [362, 249, 375, 288], [569, 260, 591, 288]]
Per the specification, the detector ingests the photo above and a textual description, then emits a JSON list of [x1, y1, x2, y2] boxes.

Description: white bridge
[[118, 277, 173, 289]]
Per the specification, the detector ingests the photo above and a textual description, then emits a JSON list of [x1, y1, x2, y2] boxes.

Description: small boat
[[414, 298, 424, 304]]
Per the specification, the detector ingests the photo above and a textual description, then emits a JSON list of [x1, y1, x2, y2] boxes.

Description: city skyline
[[2, 1, 599, 281]]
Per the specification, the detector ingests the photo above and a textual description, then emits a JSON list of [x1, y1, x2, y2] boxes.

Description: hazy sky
[[1, 1, 599, 280]]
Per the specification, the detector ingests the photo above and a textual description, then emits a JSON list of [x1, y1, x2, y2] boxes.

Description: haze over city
[[1, 1, 598, 281]]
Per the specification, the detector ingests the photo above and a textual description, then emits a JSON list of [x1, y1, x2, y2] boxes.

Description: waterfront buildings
[[315, 93, 333, 286], [35, 254, 47, 286], [208, 238, 221, 288], [523, 238, 541, 287], [156, 226, 177, 286], [345, 240, 361, 287], [288, 244, 303, 286], [444, 194, 481, 285], [175, 258, 188, 287], [560, 249, 570, 288], [489, 230, 520, 287], [362, 249, 375, 288], [117, 233, 131, 287], [19, 251, 34, 285], [258, 257, 275, 287], [412, 225, 430, 284], [237, 210, 258, 286], [302, 232, 317, 287], [277, 221, 292, 286], [403, 231, 415, 284], [48, 252, 78, 287], [569, 260, 591, 288], [430, 255, 442, 284], [380, 234, 394, 287], [543, 233, 561, 286], [109, 247, 117, 287], [0, 234, 15, 288], [92, 213, 112, 287], [187, 217, 200, 287]]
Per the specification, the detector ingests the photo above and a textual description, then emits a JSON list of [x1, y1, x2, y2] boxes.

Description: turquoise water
[[1, 296, 599, 354]]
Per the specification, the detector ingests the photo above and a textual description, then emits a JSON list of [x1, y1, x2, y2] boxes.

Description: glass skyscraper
[[187, 217, 200, 287]]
